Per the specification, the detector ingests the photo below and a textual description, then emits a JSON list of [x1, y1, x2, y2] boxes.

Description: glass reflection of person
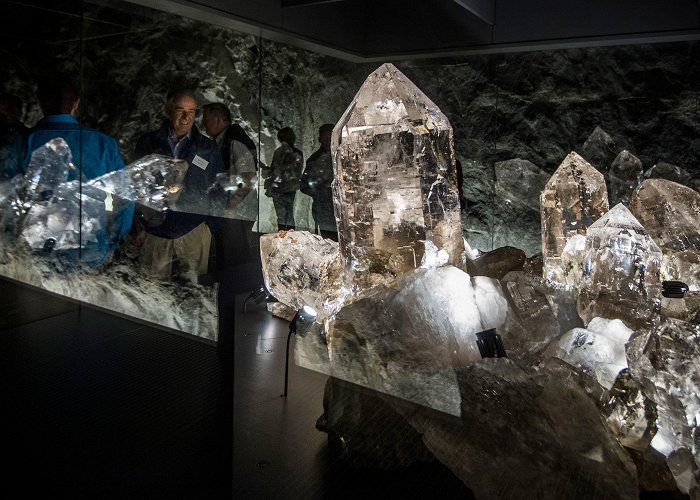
[[134, 89, 224, 282], [301, 123, 337, 240], [19, 77, 134, 267], [264, 127, 303, 231], [202, 102, 258, 270]]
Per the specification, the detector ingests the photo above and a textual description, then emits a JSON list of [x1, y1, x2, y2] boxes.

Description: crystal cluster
[[6, 139, 105, 251], [258, 65, 700, 498], [540, 151, 609, 286], [577, 204, 662, 328], [0, 143, 193, 254], [331, 63, 465, 289]]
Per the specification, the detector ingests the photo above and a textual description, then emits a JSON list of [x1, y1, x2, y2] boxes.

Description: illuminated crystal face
[[259, 231, 344, 320], [331, 63, 464, 284], [88, 153, 188, 213], [629, 179, 700, 290], [626, 318, 700, 496], [540, 151, 609, 285], [577, 203, 662, 328]]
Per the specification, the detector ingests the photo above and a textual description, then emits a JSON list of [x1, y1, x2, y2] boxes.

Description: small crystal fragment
[[500, 271, 560, 356], [547, 317, 633, 389], [259, 231, 344, 321], [465, 245, 525, 279], [581, 126, 617, 174], [577, 203, 662, 328], [643, 161, 693, 187], [540, 151, 609, 284], [609, 150, 643, 206], [604, 369, 657, 451]]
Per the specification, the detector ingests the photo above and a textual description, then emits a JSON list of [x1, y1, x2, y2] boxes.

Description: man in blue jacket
[[134, 89, 225, 281], [20, 77, 134, 268]]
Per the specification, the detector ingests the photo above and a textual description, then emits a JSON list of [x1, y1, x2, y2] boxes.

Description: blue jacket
[[21, 114, 134, 266], [134, 121, 225, 239]]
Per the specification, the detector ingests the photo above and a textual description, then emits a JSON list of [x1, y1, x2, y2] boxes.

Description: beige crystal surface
[[540, 151, 609, 285], [629, 179, 700, 290]]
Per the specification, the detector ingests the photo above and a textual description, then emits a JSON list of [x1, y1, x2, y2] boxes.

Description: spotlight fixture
[[661, 280, 689, 299], [476, 328, 507, 358], [242, 284, 276, 313], [282, 305, 318, 397]]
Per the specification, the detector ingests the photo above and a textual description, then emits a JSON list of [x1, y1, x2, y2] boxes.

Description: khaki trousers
[[141, 222, 212, 280]]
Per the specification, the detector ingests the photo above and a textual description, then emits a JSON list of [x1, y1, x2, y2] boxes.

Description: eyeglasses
[[172, 108, 197, 118]]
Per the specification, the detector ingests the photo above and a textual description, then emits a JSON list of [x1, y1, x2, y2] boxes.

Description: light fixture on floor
[[476, 328, 507, 358], [282, 305, 318, 397], [661, 280, 689, 299], [243, 284, 275, 312]]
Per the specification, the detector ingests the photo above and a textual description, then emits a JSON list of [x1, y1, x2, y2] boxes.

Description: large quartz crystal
[[629, 179, 700, 291], [577, 203, 662, 328], [331, 63, 465, 290], [540, 151, 609, 285], [626, 317, 700, 497]]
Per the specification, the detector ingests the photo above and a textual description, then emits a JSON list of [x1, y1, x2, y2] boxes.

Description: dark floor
[[1, 274, 472, 499]]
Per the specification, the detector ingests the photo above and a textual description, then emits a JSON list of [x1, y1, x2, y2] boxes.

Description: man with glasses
[[134, 89, 224, 282]]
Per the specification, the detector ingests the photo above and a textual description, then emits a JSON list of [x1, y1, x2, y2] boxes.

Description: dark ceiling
[[135, 0, 700, 60]]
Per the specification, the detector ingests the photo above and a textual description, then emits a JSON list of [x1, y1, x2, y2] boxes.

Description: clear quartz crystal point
[[629, 179, 700, 291], [540, 151, 609, 285], [331, 63, 465, 288], [577, 203, 662, 328], [19, 138, 74, 205]]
